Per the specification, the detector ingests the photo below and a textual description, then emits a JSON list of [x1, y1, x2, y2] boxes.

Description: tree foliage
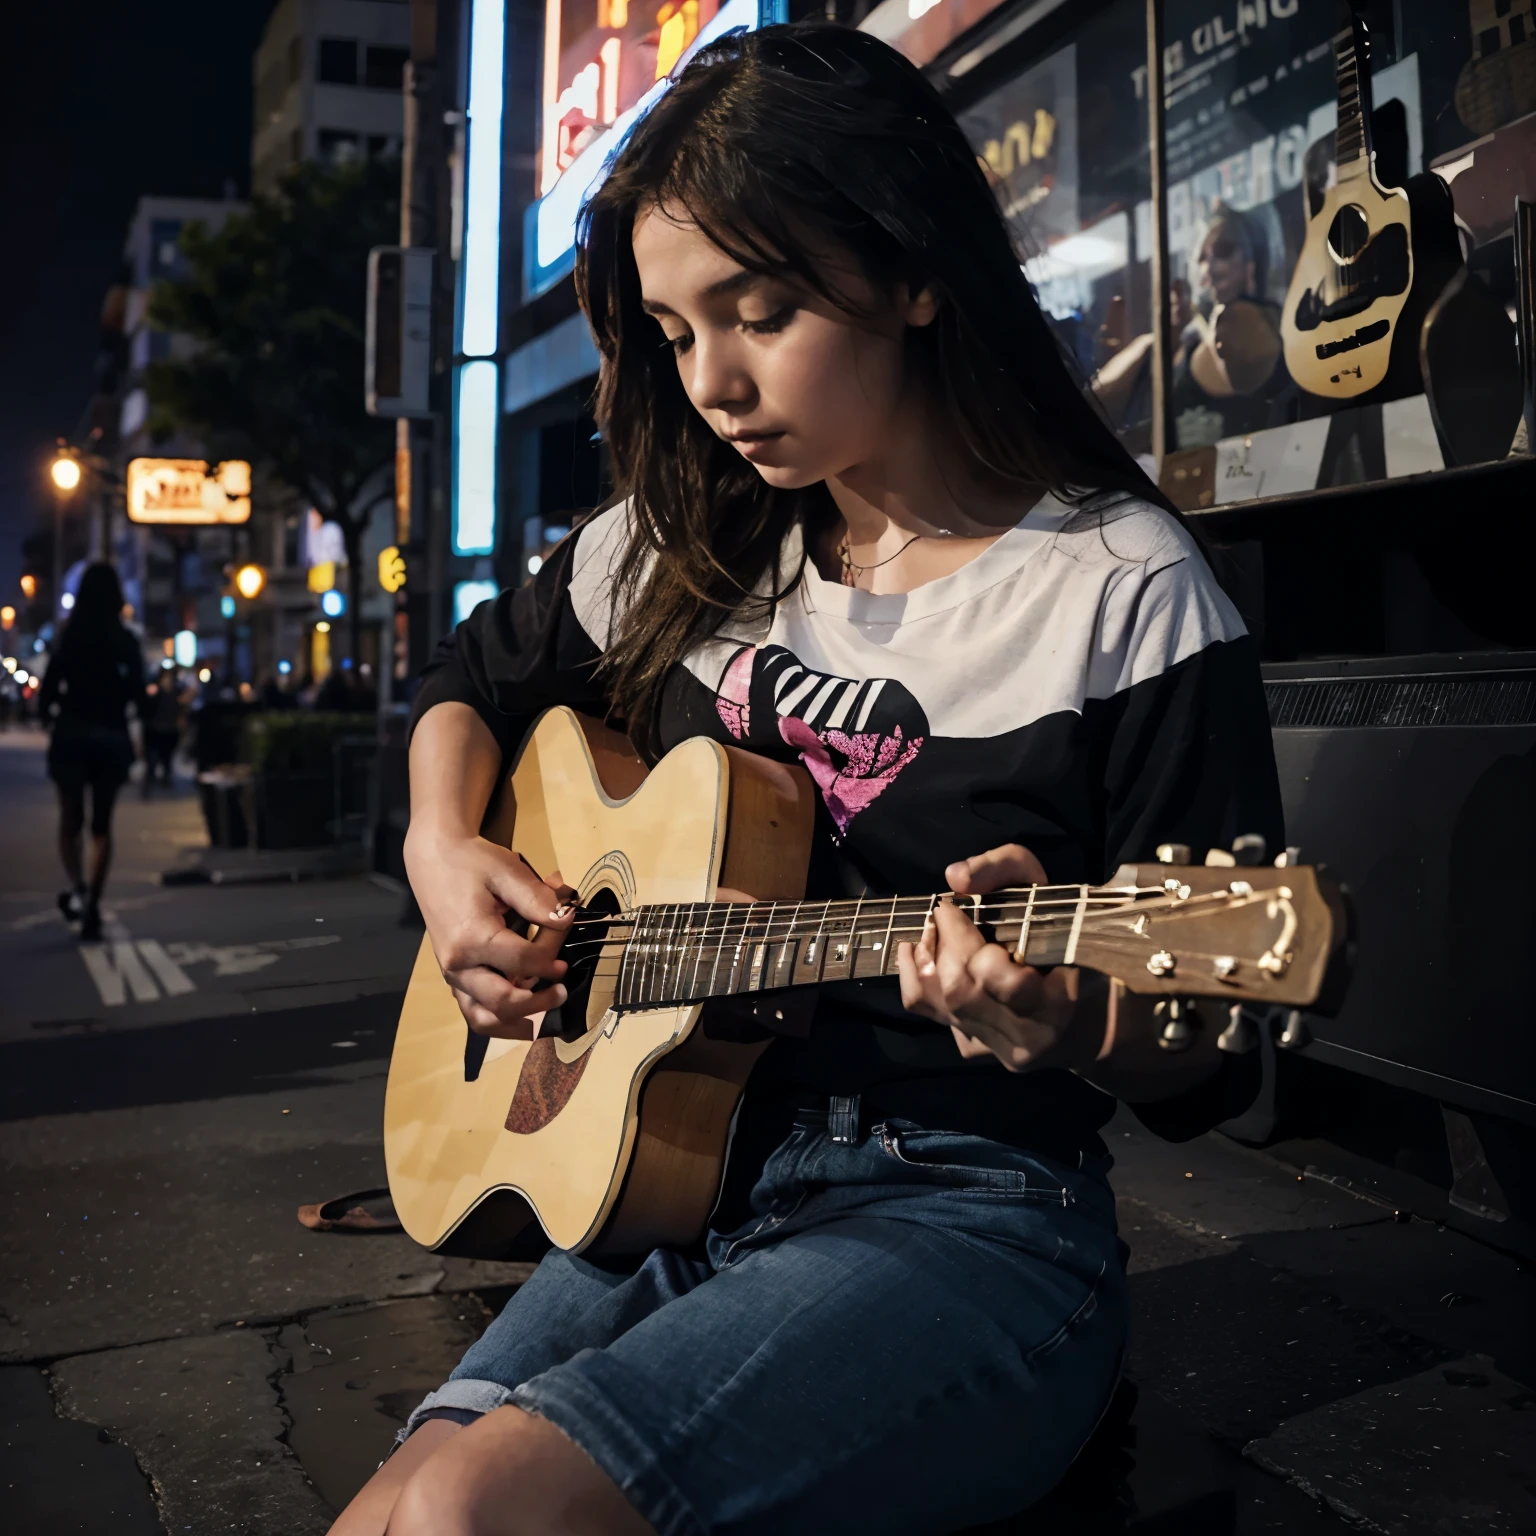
[[147, 158, 400, 660]]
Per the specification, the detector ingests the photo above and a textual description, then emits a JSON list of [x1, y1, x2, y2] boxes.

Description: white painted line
[[135, 939, 196, 996], [80, 942, 163, 1006]]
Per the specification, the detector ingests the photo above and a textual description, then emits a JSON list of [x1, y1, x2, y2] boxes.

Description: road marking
[[135, 939, 197, 996], [80, 942, 170, 1006], [78, 933, 340, 1004]]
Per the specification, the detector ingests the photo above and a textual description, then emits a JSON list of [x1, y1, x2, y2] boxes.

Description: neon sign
[[527, 0, 776, 298]]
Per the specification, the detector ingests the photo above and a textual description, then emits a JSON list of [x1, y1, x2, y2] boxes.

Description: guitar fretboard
[[1333, 14, 1370, 170], [606, 886, 1146, 1009]]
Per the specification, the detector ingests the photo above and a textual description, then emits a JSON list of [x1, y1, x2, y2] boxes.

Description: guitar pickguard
[[1291, 222, 1410, 333]]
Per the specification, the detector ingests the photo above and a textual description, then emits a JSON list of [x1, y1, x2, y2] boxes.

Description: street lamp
[[233, 563, 266, 600], [50, 455, 82, 492]]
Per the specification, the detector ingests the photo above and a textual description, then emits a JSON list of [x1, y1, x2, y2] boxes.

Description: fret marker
[[834, 943, 848, 963]]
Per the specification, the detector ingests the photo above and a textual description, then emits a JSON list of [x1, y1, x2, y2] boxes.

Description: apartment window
[[367, 133, 399, 160], [319, 129, 364, 166], [148, 219, 185, 280], [318, 38, 360, 85], [364, 45, 409, 90]]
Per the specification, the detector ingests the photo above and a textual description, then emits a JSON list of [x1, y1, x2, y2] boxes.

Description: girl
[[336, 24, 1280, 1535], [39, 562, 146, 942]]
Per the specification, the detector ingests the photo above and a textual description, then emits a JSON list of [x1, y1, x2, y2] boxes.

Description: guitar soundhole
[[547, 885, 624, 1040], [1326, 203, 1370, 265]]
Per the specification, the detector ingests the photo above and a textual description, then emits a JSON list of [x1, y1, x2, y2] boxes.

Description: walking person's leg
[[80, 772, 122, 940], [54, 783, 87, 921]]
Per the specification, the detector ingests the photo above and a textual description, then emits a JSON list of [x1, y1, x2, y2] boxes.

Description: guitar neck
[[1333, 3, 1374, 176], [613, 885, 1133, 1009]]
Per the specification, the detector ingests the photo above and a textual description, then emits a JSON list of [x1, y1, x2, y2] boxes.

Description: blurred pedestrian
[[37, 563, 146, 941], [141, 670, 185, 791], [314, 667, 355, 712]]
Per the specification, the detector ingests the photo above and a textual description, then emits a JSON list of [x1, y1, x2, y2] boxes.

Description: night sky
[[0, 0, 278, 602]]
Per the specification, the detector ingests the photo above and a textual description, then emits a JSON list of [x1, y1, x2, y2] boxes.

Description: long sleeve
[[1083, 550, 1283, 1138]]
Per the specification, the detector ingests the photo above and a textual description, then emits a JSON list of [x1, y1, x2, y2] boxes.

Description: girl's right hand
[[403, 828, 577, 1039]]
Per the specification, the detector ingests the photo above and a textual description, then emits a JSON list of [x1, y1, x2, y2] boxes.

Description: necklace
[[836, 532, 923, 583]]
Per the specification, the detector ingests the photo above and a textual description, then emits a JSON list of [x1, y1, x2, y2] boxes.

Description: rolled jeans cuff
[[394, 1378, 519, 1447]]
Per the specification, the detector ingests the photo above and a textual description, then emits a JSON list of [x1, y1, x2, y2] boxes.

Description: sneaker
[[58, 889, 86, 924], [79, 904, 103, 942]]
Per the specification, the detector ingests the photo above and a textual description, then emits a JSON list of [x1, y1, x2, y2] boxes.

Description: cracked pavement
[[2, 730, 1533, 1533]]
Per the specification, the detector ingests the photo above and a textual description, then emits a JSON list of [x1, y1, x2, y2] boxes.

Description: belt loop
[[828, 1094, 862, 1145]]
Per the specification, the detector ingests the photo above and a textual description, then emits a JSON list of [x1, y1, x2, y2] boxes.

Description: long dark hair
[[578, 22, 1172, 756], [58, 563, 127, 656]]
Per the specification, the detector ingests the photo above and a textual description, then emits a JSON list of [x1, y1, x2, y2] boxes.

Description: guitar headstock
[[1071, 848, 1352, 1013]]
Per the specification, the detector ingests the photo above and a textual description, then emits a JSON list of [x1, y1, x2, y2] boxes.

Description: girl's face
[[630, 204, 938, 490]]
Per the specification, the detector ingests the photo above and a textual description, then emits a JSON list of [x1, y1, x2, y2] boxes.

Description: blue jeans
[[401, 1110, 1129, 1535]]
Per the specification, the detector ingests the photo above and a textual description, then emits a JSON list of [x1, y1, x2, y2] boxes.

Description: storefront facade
[[434, 0, 1536, 1196]]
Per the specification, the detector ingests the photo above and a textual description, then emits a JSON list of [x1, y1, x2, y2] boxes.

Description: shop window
[[1145, 0, 1530, 483], [364, 45, 409, 90], [954, 0, 1156, 456], [319, 37, 360, 85]]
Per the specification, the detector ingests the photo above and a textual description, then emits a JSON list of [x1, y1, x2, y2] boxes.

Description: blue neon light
[[453, 359, 500, 554], [320, 588, 347, 618], [525, 0, 767, 299], [453, 579, 500, 625], [460, 0, 506, 358]]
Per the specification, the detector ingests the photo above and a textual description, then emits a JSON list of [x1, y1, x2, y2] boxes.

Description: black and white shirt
[[411, 493, 1282, 1158]]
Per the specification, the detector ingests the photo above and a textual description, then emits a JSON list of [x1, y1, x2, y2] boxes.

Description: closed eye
[[742, 305, 795, 336]]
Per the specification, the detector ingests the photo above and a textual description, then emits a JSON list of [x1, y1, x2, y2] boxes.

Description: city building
[[253, 0, 412, 196], [113, 196, 248, 671]]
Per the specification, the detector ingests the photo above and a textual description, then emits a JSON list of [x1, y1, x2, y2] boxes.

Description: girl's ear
[[900, 279, 941, 329]]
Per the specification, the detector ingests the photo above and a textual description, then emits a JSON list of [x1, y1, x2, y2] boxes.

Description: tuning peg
[[1217, 1004, 1259, 1054], [1231, 834, 1267, 866], [1204, 847, 1236, 867], [1156, 843, 1192, 866], [1273, 846, 1302, 869], [1276, 1009, 1311, 1050], [1154, 997, 1198, 1051]]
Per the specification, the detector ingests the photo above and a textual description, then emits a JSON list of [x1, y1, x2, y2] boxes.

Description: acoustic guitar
[[1282, 1, 1414, 399], [385, 708, 1350, 1260]]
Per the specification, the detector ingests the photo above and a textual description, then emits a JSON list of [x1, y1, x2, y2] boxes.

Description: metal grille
[[1266, 675, 1536, 729]]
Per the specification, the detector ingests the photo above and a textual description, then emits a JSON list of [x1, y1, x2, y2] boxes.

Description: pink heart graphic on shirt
[[778, 715, 924, 837]]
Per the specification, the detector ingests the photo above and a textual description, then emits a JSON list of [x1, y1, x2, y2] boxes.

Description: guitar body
[[384, 707, 815, 1258], [1282, 165, 1413, 400]]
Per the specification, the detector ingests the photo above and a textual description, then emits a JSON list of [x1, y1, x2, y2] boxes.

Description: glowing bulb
[[51, 457, 82, 491], [60, 592, 75, 611], [19, 575, 36, 599], [315, 620, 331, 633], [14, 671, 29, 686], [198, 667, 212, 682], [527, 555, 544, 575], [2, 657, 15, 672], [234, 563, 266, 600]]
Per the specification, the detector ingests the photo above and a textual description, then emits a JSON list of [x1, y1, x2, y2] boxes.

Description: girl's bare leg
[[326, 1419, 464, 1536]]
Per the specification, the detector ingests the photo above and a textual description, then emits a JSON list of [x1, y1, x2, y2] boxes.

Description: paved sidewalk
[[1, 731, 1531, 1533]]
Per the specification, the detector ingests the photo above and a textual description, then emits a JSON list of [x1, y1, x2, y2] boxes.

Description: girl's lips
[[727, 431, 785, 460]]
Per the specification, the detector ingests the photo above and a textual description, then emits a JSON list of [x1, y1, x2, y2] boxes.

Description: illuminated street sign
[[127, 459, 251, 524]]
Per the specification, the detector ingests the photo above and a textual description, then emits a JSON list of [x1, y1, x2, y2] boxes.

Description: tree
[[148, 158, 400, 670]]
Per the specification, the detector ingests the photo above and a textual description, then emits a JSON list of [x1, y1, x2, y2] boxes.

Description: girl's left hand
[[895, 843, 1104, 1074]]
